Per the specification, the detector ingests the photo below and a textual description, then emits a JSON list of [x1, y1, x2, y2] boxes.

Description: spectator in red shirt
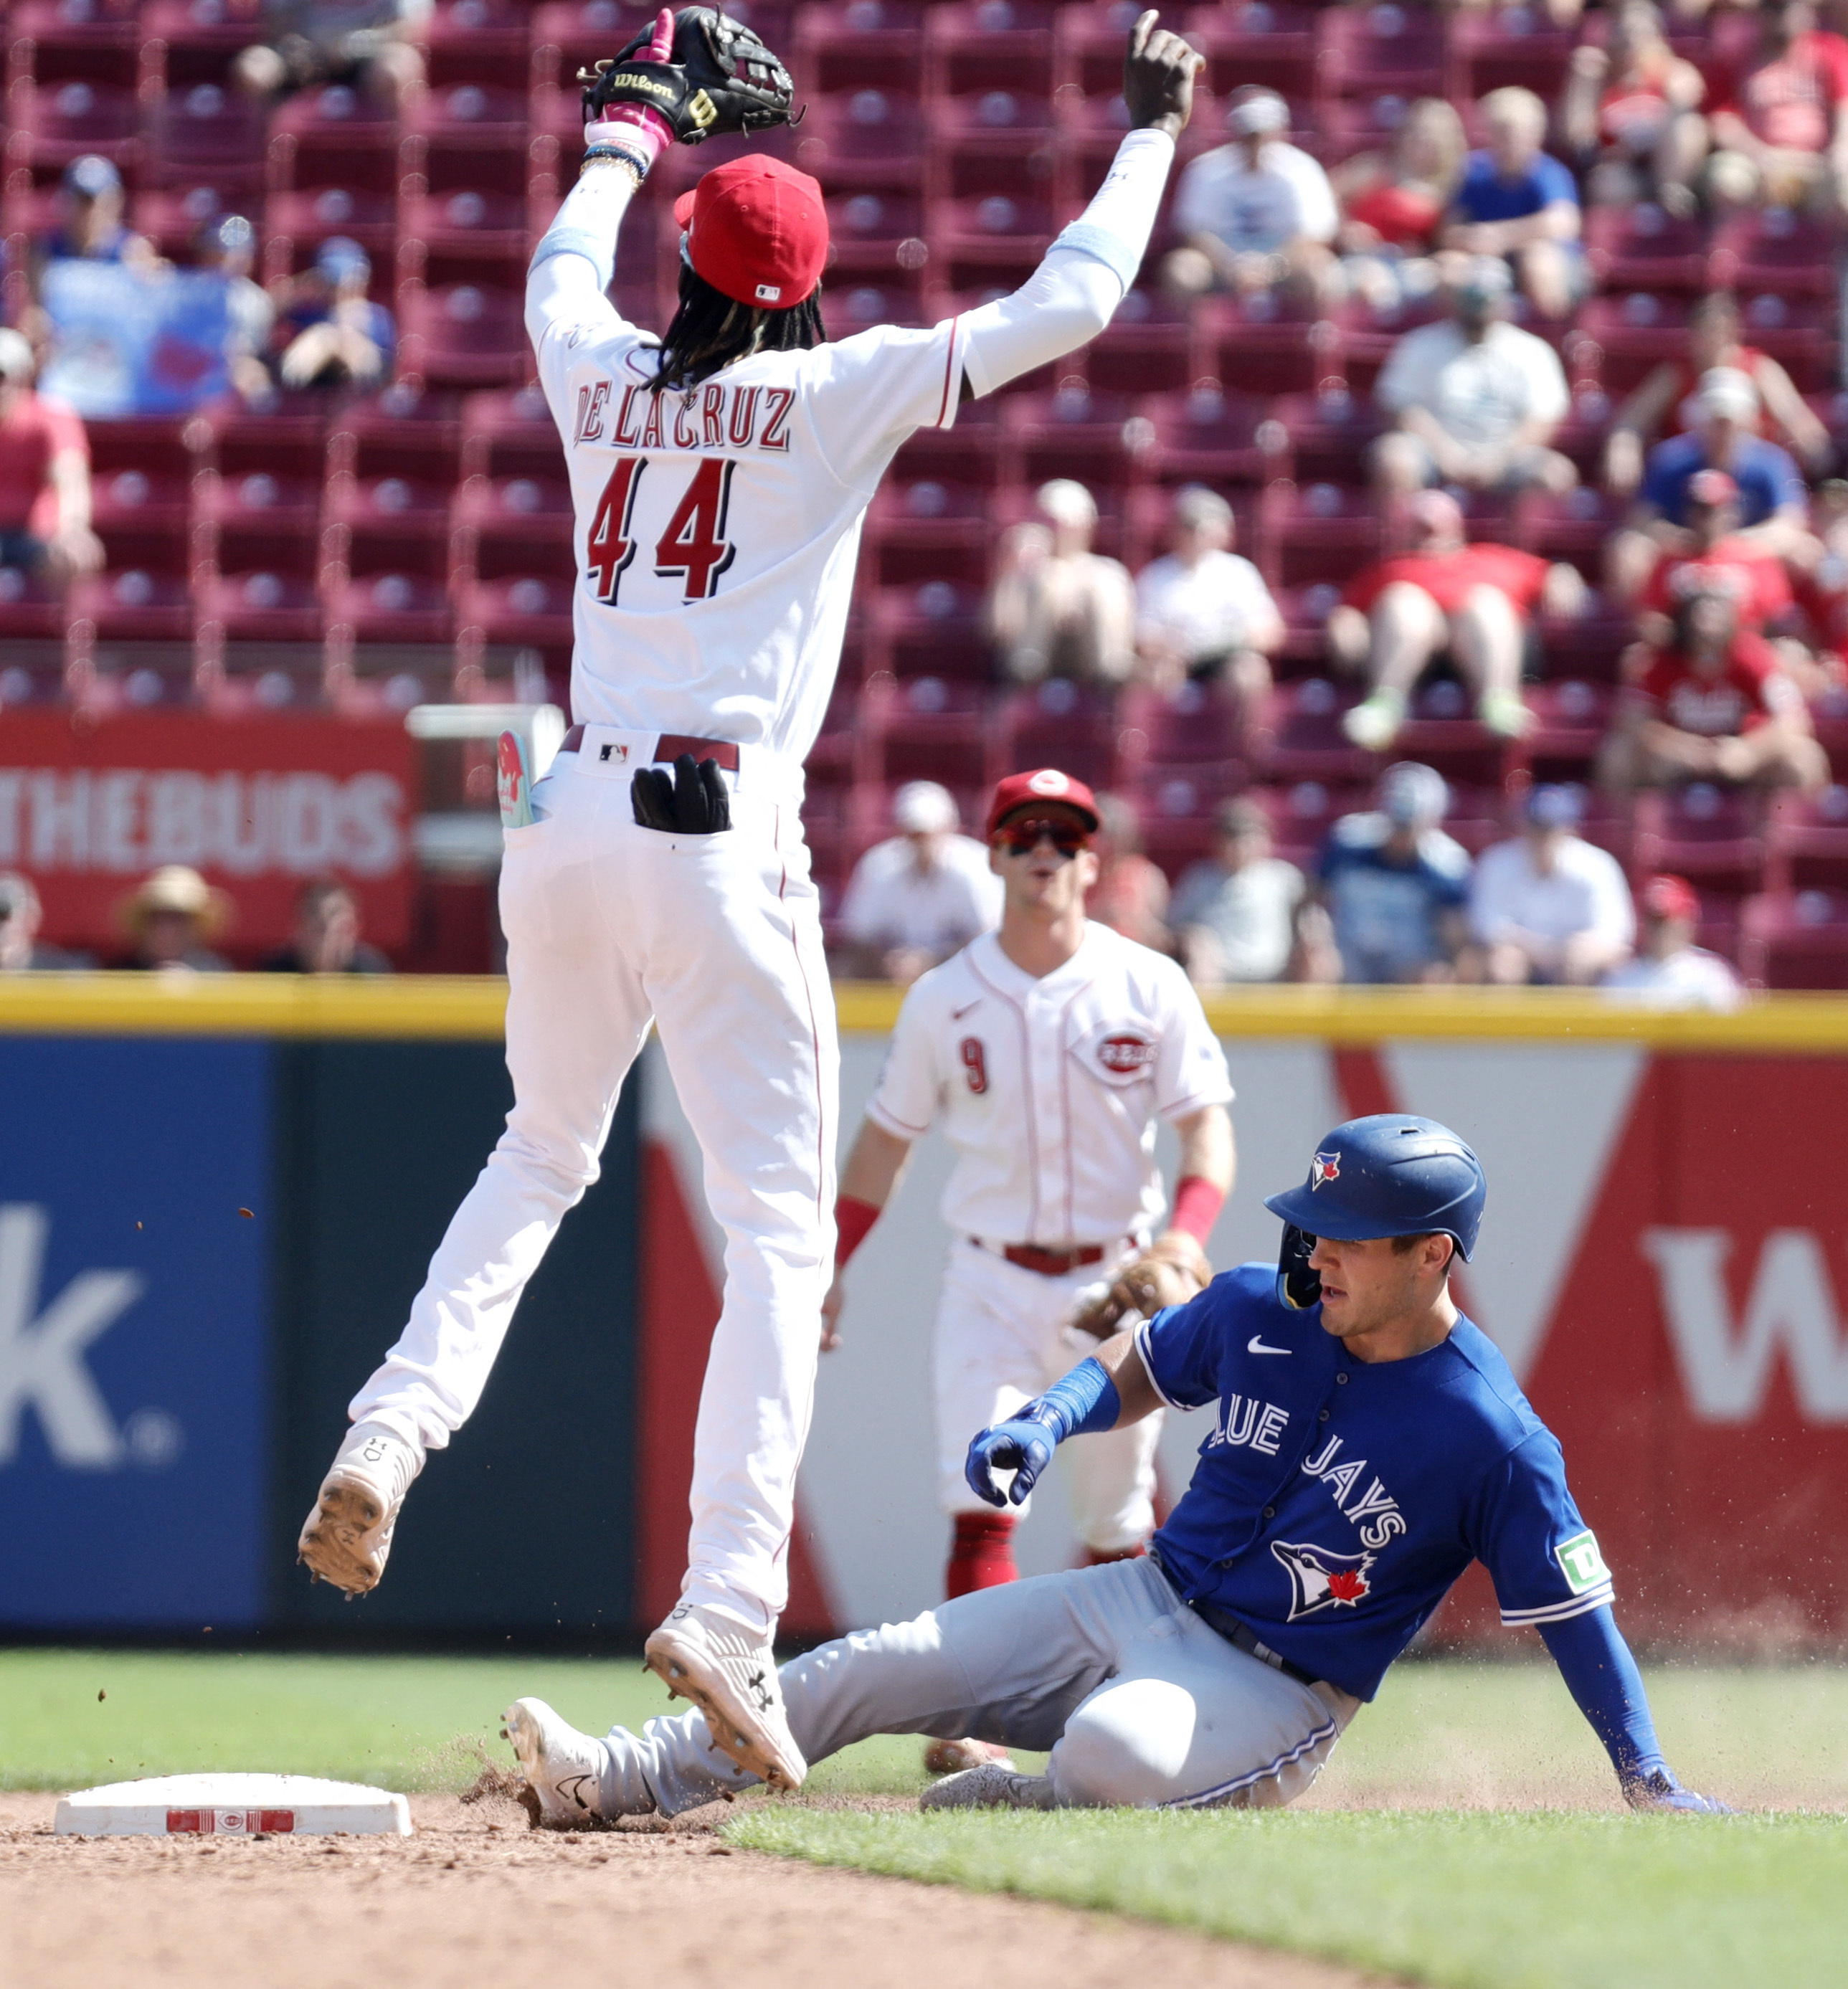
[[1602, 588, 1829, 791], [1560, 0, 1709, 217], [1327, 489, 1588, 752], [1707, 0, 1848, 213], [1637, 468, 1795, 639], [1603, 293, 1831, 496], [0, 328, 103, 584]]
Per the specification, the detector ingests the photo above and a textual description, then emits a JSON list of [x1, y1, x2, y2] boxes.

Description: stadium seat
[[401, 82, 531, 153], [69, 566, 195, 646], [450, 474, 575, 581], [1708, 207, 1846, 302], [825, 189, 927, 280], [1055, 1, 1150, 100], [1251, 675, 1373, 783], [141, 82, 267, 195], [997, 678, 1124, 791], [397, 283, 530, 389], [891, 392, 1005, 487], [1631, 784, 1768, 898], [863, 478, 995, 588], [1080, 290, 1210, 399], [1583, 204, 1710, 298], [863, 673, 997, 790], [1132, 773, 1236, 876], [194, 566, 327, 650], [1195, 296, 1345, 399], [1183, 1, 1319, 103], [459, 383, 561, 480], [1259, 776, 1371, 869], [1766, 784, 1848, 893], [924, 2, 1061, 101], [1524, 678, 1616, 784], [865, 580, 993, 680], [1119, 679, 1248, 768], [141, 0, 254, 89], [4, 80, 141, 174], [792, 90, 930, 191], [452, 572, 577, 655], [194, 465, 323, 579], [927, 88, 1058, 201], [1737, 293, 1839, 395], [1739, 888, 1848, 988], [323, 474, 455, 579], [1519, 487, 1627, 585], [1258, 481, 1385, 593], [1314, 4, 1449, 107], [323, 568, 457, 646], [930, 191, 1056, 293], [265, 182, 398, 277], [1570, 293, 1691, 397], [423, 0, 534, 89], [1000, 385, 1153, 493], [529, 1, 664, 93], [1139, 386, 1287, 489], [1450, 9, 1579, 101], [792, 1, 928, 95]]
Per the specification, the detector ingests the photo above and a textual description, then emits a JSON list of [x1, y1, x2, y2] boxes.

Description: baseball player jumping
[[296, 9, 1208, 1793], [825, 766, 1234, 1772], [502, 1116, 1729, 1818]]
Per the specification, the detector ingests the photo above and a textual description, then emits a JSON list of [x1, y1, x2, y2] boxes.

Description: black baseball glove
[[581, 7, 797, 146], [632, 754, 732, 835]]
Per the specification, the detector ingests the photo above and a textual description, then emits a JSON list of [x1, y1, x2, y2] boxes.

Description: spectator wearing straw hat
[[1602, 874, 1745, 1008], [118, 866, 231, 974]]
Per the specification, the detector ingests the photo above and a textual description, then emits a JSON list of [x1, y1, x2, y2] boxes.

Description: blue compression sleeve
[[1026, 1357, 1121, 1443], [1538, 1606, 1667, 1780]]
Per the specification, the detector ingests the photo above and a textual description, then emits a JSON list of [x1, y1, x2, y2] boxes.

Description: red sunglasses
[[995, 817, 1090, 858]]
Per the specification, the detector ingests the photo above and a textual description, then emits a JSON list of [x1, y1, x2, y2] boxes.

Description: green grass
[[725, 1807, 1847, 1989], [6, 1650, 1844, 1989], [0, 1648, 945, 1798]]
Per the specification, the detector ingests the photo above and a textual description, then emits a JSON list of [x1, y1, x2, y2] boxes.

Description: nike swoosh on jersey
[[952, 1000, 982, 1020], [1247, 1336, 1292, 1356]]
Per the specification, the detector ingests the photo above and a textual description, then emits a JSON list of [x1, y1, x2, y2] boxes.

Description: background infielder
[[501, 1116, 1728, 1821], [296, 9, 1209, 1795], [825, 766, 1233, 1772]]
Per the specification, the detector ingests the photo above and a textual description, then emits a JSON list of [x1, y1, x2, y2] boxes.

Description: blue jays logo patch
[[1311, 1152, 1341, 1188], [1271, 1539, 1375, 1620]]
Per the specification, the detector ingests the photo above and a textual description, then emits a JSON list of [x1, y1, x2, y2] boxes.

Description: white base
[[55, 1772, 412, 1838]]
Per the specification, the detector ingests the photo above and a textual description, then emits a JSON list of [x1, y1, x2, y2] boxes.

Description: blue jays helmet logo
[[1310, 1151, 1341, 1188], [1271, 1539, 1375, 1620]]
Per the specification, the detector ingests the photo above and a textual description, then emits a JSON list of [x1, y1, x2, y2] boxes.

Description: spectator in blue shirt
[[272, 236, 395, 390], [1615, 364, 1813, 599], [1441, 87, 1583, 319], [1316, 761, 1473, 984]]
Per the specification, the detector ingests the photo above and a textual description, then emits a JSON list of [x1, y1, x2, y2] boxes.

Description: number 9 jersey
[[531, 294, 971, 766]]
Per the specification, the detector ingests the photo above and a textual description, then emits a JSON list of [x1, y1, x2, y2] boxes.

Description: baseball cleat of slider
[[645, 1603, 807, 1792]]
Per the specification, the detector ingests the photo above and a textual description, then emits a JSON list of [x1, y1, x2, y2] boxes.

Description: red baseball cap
[[673, 155, 828, 309], [986, 768, 1101, 840], [1640, 873, 1700, 921]]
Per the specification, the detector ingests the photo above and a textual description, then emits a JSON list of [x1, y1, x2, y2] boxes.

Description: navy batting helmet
[[1262, 1114, 1486, 1309]]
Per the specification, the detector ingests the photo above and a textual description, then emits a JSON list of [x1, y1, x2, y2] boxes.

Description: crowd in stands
[[6, 0, 1848, 983]]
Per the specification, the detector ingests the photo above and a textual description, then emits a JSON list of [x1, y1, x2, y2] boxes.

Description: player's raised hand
[[1123, 11, 1203, 141], [965, 1414, 1057, 1508], [1621, 1767, 1734, 1815]]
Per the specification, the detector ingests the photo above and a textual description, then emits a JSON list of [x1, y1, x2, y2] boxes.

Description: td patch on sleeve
[[1555, 1529, 1612, 1595]]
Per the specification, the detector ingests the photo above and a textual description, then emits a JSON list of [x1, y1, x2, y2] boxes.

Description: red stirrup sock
[[945, 1511, 1018, 1598]]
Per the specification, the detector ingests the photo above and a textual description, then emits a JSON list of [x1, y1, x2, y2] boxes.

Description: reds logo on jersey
[[1271, 1539, 1376, 1620], [1097, 1033, 1157, 1075], [1312, 1152, 1341, 1188]]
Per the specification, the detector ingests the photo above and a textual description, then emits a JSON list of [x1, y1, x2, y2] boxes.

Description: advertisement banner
[[0, 711, 417, 956], [0, 1037, 270, 1628], [643, 1027, 1848, 1653]]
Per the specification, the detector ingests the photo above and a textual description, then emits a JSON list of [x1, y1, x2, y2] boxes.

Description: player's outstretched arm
[[955, 12, 1203, 401], [1537, 1607, 1732, 1815], [964, 1329, 1160, 1507]]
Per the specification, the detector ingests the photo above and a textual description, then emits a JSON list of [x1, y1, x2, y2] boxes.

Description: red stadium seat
[[1183, 2, 1319, 103], [1583, 204, 1710, 298], [1080, 291, 1210, 399], [323, 474, 455, 579], [267, 85, 400, 199], [194, 566, 327, 648], [460, 383, 562, 479], [1056, 2, 1150, 100], [265, 184, 398, 276], [863, 673, 997, 791], [423, 0, 535, 89], [891, 393, 1005, 487], [930, 191, 1056, 293], [1739, 888, 1848, 988], [141, 1, 254, 89], [1525, 678, 1616, 784], [1631, 784, 1769, 898], [1334, 291, 1448, 399], [1737, 293, 1839, 394], [1766, 784, 1848, 893], [792, 90, 930, 191], [450, 474, 575, 580], [4, 80, 141, 174], [925, 2, 1061, 101], [141, 83, 267, 194], [1251, 676, 1374, 784], [1119, 679, 1249, 768], [1708, 207, 1846, 302], [1000, 385, 1154, 493], [1535, 601, 1634, 685], [323, 568, 457, 645], [529, 2, 666, 92], [1257, 481, 1385, 592], [400, 82, 531, 151], [452, 572, 577, 654], [68, 566, 195, 645], [1195, 296, 1345, 399], [825, 189, 927, 280], [865, 581, 993, 680], [863, 477, 995, 587], [927, 88, 1058, 201], [998, 679, 1125, 791], [397, 283, 530, 389], [1518, 487, 1629, 585], [1570, 293, 1692, 397], [1449, 10, 1578, 102], [792, 1, 929, 94], [194, 465, 324, 576], [1139, 386, 1287, 488], [1391, 684, 1520, 792], [1315, 4, 1449, 105], [1256, 776, 1371, 869], [1263, 388, 1387, 488]]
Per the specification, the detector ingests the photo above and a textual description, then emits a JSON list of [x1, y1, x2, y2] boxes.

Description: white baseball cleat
[[296, 1422, 422, 1597], [919, 1762, 1056, 1810], [501, 1697, 610, 1828], [644, 1603, 807, 1793], [922, 1737, 1016, 1777]]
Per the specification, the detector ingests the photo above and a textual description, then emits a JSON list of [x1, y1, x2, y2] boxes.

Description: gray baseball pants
[[595, 1555, 1360, 1815]]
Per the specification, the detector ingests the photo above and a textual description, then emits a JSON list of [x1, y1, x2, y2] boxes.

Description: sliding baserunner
[[502, 1115, 1728, 1816]]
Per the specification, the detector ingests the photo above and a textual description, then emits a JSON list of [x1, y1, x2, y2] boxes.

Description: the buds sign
[[0, 711, 415, 954]]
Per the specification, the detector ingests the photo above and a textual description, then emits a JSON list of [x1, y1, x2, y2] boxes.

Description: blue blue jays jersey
[[1137, 1264, 1614, 1701]]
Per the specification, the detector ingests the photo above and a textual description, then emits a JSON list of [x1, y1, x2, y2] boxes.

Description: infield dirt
[[0, 1793, 1390, 1989]]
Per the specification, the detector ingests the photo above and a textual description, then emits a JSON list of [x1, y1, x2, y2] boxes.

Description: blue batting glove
[[965, 1414, 1057, 1508], [1623, 1767, 1733, 1815]]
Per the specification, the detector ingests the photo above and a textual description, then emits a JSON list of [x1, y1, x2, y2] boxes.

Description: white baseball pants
[[592, 1554, 1359, 1814], [349, 733, 838, 1636], [935, 1239, 1162, 1554]]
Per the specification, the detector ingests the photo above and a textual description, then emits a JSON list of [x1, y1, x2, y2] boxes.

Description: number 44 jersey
[[532, 295, 972, 763]]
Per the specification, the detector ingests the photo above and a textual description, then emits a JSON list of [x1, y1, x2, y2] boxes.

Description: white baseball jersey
[[868, 923, 1233, 1245], [532, 303, 969, 763]]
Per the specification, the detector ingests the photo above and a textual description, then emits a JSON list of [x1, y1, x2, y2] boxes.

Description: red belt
[[559, 725, 741, 772], [989, 1242, 1107, 1277]]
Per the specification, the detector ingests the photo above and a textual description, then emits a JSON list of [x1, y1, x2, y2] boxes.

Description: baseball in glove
[[582, 6, 798, 146], [1068, 1232, 1211, 1339]]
